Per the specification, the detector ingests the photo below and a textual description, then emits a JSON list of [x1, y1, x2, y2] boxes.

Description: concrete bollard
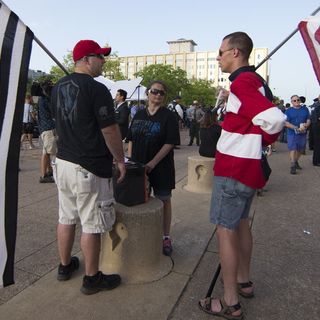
[[184, 155, 214, 194], [99, 197, 173, 284]]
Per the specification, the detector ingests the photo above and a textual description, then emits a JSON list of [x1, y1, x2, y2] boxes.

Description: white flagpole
[[256, 6, 320, 70], [0, 0, 69, 75]]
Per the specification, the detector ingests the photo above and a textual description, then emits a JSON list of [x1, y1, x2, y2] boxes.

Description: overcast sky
[[3, 0, 320, 104]]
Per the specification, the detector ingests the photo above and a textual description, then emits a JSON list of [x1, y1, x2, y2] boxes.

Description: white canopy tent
[[95, 76, 147, 102], [94, 75, 115, 90], [110, 77, 147, 101]]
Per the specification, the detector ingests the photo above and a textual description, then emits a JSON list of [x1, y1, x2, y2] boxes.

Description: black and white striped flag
[[0, 1, 33, 287]]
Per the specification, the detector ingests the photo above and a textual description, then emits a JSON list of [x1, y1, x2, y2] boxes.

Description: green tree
[[181, 79, 217, 106], [49, 52, 74, 81], [135, 64, 189, 104]]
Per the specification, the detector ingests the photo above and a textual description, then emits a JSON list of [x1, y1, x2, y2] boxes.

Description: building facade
[[114, 39, 269, 90]]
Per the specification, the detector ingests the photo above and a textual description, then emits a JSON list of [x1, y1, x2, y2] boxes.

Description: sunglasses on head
[[292, 99, 300, 102], [87, 54, 105, 60], [149, 88, 165, 96]]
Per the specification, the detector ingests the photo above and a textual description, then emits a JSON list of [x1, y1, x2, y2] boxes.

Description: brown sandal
[[238, 281, 254, 298], [198, 297, 243, 320]]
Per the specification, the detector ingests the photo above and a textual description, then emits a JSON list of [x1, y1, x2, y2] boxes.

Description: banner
[[0, 1, 33, 287], [298, 15, 320, 85]]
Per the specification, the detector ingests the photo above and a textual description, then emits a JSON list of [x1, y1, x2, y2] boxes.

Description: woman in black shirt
[[127, 80, 180, 256]]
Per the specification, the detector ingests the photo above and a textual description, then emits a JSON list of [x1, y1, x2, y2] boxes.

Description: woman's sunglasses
[[149, 89, 165, 96]]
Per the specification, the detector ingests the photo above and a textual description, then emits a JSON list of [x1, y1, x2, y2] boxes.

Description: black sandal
[[198, 297, 243, 320], [238, 281, 254, 298]]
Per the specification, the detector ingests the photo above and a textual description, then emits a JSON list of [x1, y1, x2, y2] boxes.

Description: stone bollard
[[99, 197, 173, 284], [184, 155, 214, 194]]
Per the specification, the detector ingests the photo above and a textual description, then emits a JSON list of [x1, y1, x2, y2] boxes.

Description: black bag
[[261, 153, 272, 181], [113, 161, 148, 206]]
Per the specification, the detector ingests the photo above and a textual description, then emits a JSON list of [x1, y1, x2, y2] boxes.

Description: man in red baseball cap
[[50, 40, 125, 295], [72, 39, 111, 62]]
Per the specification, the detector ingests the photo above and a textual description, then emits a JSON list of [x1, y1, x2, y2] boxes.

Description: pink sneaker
[[163, 238, 172, 256]]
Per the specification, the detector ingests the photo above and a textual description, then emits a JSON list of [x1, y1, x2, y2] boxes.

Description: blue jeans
[[210, 176, 255, 230]]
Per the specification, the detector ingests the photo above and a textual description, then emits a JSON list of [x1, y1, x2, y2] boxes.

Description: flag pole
[[256, 5, 320, 70], [33, 36, 69, 75], [0, 0, 69, 75]]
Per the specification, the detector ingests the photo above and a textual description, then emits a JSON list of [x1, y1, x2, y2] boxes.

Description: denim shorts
[[210, 176, 255, 230], [287, 134, 307, 151], [152, 188, 172, 201]]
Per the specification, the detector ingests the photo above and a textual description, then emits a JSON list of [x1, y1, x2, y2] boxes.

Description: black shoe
[[295, 161, 302, 170], [57, 256, 80, 281], [188, 143, 192, 146], [174, 146, 180, 149], [81, 271, 121, 295], [290, 166, 297, 175], [45, 171, 53, 177], [39, 175, 54, 183]]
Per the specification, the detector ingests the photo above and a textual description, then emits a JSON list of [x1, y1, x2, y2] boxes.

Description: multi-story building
[[114, 38, 269, 89]]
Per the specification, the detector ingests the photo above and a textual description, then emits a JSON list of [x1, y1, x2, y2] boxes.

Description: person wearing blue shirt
[[285, 95, 311, 174]]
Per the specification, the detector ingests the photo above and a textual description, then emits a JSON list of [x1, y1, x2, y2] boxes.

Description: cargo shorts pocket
[[97, 200, 116, 232], [51, 160, 57, 184], [77, 168, 97, 193]]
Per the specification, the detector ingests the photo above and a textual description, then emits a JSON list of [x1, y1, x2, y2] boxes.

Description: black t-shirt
[[51, 73, 116, 178], [127, 107, 180, 190], [199, 124, 221, 158]]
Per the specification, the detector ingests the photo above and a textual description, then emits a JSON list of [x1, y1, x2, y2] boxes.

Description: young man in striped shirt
[[199, 32, 286, 320]]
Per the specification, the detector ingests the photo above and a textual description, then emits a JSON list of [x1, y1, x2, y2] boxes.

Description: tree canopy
[[135, 64, 217, 106]]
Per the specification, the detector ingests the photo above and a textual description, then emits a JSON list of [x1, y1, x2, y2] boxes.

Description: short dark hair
[[117, 89, 127, 100], [299, 96, 306, 103], [223, 32, 253, 60]]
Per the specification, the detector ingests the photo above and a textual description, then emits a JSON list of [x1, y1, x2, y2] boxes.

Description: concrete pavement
[[1, 131, 320, 319]]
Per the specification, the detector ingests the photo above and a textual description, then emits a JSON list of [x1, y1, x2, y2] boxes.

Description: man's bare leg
[[237, 218, 252, 282], [81, 233, 101, 276], [57, 223, 76, 265]]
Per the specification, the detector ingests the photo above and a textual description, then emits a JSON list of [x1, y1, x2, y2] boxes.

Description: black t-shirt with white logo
[[51, 73, 116, 178], [127, 107, 180, 190]]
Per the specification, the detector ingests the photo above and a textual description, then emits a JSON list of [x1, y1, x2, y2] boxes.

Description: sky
[[3, 0, 320, 104]]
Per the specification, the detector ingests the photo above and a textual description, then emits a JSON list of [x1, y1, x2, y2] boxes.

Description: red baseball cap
[[73, 40, 112, 62]]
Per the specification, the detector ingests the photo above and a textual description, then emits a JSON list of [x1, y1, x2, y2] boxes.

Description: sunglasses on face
[[218, 48, 234, 56], [292, 99, 300, 102], [87, 54, 105, 60], [149, 88, 165, 96]]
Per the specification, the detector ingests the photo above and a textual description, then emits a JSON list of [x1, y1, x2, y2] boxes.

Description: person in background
[[187, 100, 205, 146], [198, 32, 285, 320], [167, 95, 183, 149], [130, 100, 145, 119], [37, 80, 57, 183], [127, 80, 180, 256], [50, 39, 125, 295], [114, 89, 130, 140], [199, 111, 221, 158], [21, 94, 36, 149], [307, 97, 318, 151], [285, 95, 310, 174], [310, 95, 320, 166]]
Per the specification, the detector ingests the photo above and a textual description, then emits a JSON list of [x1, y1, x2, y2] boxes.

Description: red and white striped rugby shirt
[[214, 67, 286, 189]]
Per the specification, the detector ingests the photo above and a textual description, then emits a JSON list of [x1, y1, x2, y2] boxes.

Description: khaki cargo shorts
[[53, 158, 115, 234], [40, 129, 57, 155]]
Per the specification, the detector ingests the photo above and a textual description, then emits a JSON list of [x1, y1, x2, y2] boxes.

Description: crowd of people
[[19, 33, 319, 319]]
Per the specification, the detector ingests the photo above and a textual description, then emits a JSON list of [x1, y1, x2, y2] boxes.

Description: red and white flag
[[298, 15, 320, 85]]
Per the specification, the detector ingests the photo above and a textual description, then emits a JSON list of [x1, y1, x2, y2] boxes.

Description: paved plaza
[[0, 131, 320, 319]]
